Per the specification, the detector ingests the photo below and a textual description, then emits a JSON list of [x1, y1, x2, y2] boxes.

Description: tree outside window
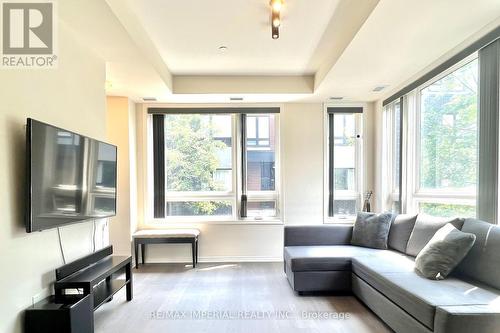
[[418, 58, 478, 217]]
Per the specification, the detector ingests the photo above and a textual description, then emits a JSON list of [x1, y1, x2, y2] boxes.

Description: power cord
[[102, 219, 108, 247], [92, 220, 96, 252], [57, 227, 66, 264]]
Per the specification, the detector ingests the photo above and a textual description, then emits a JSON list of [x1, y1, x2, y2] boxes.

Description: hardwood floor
[[94, 263, 392, 333]]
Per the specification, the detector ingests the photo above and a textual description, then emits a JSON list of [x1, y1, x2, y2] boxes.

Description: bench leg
[[195, 238, 198, 265], [134, 240, 139, 269], [141, 244, 146, 265], [191, 240, 196, 268]]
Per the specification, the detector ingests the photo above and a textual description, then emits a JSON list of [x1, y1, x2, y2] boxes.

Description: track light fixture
[[271, 0, 283, 12], [270, 0, 283, 39]]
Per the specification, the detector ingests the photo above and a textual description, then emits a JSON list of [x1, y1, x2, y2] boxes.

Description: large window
[[151, 109, 280, 221], [163, 114, 234, 217], [327, 108, 363, 221], [411, 57, 479, 217]]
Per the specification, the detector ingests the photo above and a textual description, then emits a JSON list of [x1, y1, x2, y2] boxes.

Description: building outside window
[[246, 114, 278, 217]]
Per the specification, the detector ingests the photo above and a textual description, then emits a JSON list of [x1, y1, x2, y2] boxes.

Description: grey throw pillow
[[415, 224, 476, 280], [388, 214, 418, 253], [351, 212, 393, 249], [406, 214, 464, 256]]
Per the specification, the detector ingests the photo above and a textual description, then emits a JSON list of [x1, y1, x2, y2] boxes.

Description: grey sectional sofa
[[284, 217, 500, 333]]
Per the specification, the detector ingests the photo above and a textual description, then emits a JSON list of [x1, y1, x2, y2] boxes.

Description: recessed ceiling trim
[[383, 24, 500, 106], [105, 0, 173, 91], [173, 75, 314, 94], [311, 0, 380, 90]]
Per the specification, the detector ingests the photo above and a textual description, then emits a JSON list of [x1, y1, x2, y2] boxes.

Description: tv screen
[[26, 118, 117, 232]]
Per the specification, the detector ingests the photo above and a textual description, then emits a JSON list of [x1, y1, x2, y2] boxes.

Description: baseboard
[[144, 255, 283, 263]]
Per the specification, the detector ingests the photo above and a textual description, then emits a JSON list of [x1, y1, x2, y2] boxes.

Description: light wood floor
[[94, 263, 392, 333]]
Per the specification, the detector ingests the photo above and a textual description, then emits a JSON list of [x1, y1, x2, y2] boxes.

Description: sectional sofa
[[284, 216, 500, 333]]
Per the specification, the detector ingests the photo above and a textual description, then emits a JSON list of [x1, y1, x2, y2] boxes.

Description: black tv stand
[[54, 245, 133, 309], [25, 246, 132, 333]]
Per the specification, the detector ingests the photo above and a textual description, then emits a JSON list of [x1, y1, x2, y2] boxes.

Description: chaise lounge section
[[284, 217, 500, 333]]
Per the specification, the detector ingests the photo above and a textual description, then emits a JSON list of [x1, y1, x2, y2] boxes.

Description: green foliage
[[420, 60, 478, 191], [419, 202, 476, 218], [165, 114, 230, 215], [419, 60, 478, 218]]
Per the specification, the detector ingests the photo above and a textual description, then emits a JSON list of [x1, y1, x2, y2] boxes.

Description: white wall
[[106, 97, 138, 256], [134, 103, 375, 263], [282, 103, 325, 224], [0, 21, 107, 333]]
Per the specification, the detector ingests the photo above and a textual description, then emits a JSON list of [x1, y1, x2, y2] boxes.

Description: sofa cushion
[[434, 304, 500, 333], [415, 224, 476, 280], [406, 215, 464, 256], [388, 214, 418, 253], [284, 245, 383, 272], [351, 212, 393, 249], [454, 218, 500, 290], [353, 257, 500, 330]]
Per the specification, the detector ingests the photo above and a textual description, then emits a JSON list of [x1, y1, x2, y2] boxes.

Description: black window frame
[[327, 107, 363, 218], [150, 108, 279, 220]]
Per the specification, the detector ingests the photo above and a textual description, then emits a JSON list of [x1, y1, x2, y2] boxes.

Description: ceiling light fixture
[[218, 45, 228, 52], [272, 17, 280, 28], [270, 0, 283, 39], [271, 0, 283, 12]]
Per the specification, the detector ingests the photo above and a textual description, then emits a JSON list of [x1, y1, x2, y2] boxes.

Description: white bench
[[132, 229, 200, 268]]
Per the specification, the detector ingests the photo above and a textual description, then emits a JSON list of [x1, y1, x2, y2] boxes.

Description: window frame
[[406, 54, 479, 216], [324, 104, 365, 224], [240, 113, 281, 220], [146, 107, 282, 224]]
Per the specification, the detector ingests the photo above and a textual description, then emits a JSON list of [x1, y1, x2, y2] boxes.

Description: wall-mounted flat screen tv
[[26, 118, 117, 232]]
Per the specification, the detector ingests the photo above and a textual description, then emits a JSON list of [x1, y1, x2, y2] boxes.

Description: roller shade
[[148, 107, 280, 114]]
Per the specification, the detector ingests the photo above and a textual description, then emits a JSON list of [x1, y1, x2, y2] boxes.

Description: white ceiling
[[315, 0, 500, 102], [129, 0, 340, 75], [95, 0, 500, 103]]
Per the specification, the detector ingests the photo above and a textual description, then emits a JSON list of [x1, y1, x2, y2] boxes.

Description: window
[[247, 115, 270, 147], [410, 57, 479, 217], [150, 109, 280, 221], [245, 114, 278, 217], [162, 114, 234, 217], [327, 108, 363, 221]]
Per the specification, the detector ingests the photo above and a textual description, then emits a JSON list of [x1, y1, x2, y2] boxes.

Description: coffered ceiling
[[67, 0, 500, 103]]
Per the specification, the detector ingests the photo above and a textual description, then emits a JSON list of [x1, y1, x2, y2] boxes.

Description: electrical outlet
[[31, 290, 48, 306]]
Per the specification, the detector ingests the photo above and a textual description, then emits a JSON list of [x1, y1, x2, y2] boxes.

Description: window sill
[[147, 218, 284, 226], [324, 217, 355, 224]]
